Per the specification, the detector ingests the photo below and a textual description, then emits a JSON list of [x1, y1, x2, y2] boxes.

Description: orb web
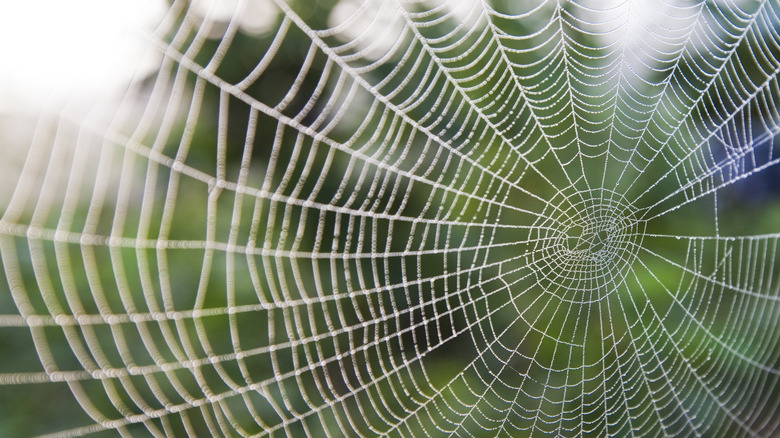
[[1, 0, 780, 437]]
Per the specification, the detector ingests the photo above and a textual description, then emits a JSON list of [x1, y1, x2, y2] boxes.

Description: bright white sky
[[0, 0, 167, 113], [0, 0, 281, 113]]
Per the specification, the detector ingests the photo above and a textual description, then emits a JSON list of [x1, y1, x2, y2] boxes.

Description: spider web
[[2, 0, 780, 436]]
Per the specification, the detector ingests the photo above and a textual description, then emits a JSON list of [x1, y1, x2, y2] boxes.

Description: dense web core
[[2, 0, 780, 436]]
